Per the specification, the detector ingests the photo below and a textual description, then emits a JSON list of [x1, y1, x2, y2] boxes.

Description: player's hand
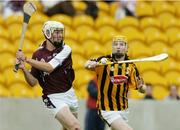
[[100, 58, 108, 65], [16, 50, 26, 61], [85, 60, 97, 69], [137, 77, 144, 87], [15, 58, 25, 70], [137, 77, 145, 93]]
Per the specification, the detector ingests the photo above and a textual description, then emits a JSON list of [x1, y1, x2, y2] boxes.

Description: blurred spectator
[[115, 1, 136, 20], [144, 83, 155, 100], [0, 3, 3, 15], [165, 84, 180, 100], [3, 0, 25, 18], [85, 77, 105, 130], [84, 1, 98, 19], [41, 0, 76, 16], [103, 0, 115, 4]]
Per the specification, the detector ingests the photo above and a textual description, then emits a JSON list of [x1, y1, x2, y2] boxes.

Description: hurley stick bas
[[14, 2, 36, 72], [97, 53, 169, 66]]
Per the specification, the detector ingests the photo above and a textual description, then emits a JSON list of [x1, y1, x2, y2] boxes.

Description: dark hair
[[146, 83, 152, 87], [8, 0, 25, 12]]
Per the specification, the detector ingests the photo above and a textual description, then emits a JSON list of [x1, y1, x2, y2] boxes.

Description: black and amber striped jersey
[[94, 55, 140, 111]]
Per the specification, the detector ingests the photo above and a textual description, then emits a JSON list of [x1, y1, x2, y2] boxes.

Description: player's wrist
[[25, 57, 30, 63], [23, 57, 27, 62], [21, 66, 26, 71]]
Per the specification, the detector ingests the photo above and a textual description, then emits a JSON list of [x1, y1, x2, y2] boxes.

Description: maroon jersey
[[30, 41, 75, 95]]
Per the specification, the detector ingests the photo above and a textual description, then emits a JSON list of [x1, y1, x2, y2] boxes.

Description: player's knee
[[126, 127, 133, 130], [74, 122, 80, 130], [70, 121, 80, 130]]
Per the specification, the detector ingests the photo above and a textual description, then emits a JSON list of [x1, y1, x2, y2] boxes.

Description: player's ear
[[125, 43, 128, 53]]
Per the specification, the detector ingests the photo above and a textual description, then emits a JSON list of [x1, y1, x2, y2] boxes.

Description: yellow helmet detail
[[113, 35, 127, 44]]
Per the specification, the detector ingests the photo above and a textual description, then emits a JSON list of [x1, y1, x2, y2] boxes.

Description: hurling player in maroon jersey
[[16, 21, 80, 130]]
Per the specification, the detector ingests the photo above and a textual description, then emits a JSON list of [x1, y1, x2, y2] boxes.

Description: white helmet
[[42, 21, 64, 39], [42, 21, 65, 47]]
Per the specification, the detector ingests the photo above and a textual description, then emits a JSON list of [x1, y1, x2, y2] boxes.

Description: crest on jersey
[[110, 75, 128, 84]]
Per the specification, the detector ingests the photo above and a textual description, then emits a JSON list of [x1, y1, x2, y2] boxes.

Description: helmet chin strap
[[47, 38, 63, 48], [112, 53, 125, 61]]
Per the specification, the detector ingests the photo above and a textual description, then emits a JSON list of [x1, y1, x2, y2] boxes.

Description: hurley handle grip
[[13, 49, 22, 73], [14, 63, 20, 72]]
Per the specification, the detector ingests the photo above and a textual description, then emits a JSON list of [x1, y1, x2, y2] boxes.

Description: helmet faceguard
[[42, 21, 65, 48], [112, 35, 128, 59]]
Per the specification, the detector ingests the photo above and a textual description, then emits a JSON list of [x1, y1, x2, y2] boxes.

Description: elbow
[[46, 63, 54, 73], [46, 67, 54, 73], [28, 80, 37, 87], [29, 82, 36, 87]]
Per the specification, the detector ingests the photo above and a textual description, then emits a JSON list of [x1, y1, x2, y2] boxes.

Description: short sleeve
[[48, 45, 71, 69], [128, 64, 139, 90]]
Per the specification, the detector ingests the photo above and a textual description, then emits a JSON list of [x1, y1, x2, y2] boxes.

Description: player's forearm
[[22, 67, 38, 87], [26, 58, 54, 73]]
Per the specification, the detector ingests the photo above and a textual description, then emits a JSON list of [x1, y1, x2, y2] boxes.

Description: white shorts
[[99, 110, 129, 126], [42, 88, 78, 117]]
